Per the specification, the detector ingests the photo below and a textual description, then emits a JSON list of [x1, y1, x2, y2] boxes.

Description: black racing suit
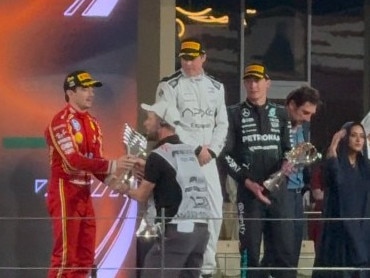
[[221, 99, 295, 278]]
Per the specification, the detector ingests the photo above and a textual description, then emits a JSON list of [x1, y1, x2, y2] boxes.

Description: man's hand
[[113, 182, 130, 195], [197, 146, 212, 166], [132, 158, 146, 181], [116, 154, 137, 171], [109, 155, 144, 191], [302, 190, 311, 210], [113, 154, 139, 177], [244, 179, 271, 205], [312, 188, 324, 201]]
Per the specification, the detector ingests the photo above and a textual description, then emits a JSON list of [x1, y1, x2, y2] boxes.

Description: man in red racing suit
[[44, 70, 125, 278]]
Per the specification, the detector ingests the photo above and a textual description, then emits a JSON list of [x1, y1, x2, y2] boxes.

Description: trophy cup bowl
[[110, 124, 147, 193], [263, 142, 322, 192], [116, 123, 147, 187]]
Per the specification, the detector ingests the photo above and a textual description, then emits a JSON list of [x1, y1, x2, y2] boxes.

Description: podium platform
[[216, 240, 315, 278]]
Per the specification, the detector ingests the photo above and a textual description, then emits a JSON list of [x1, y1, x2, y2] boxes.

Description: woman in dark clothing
[[313, 122, 370, 278]]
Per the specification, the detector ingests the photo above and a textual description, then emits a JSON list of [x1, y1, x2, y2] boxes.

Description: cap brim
[[140, 103, 153, 112], [179, 52, 201, 58], [243, 73, 264, 79], [141, 102, 177, 128], [81, 80, 103, 87]]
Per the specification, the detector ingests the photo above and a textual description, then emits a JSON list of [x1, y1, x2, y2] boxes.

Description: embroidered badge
[[71, 119, 81, 131], [268, 108, 276, 117], [74, 132, 83, 144], [242, 108, 250, 118]]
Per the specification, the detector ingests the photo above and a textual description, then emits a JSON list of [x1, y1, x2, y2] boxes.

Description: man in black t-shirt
[[114, 101, 212, 278]]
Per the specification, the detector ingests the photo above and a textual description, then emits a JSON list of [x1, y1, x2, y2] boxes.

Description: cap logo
[[66, 76, 76, 87], [77, 72, 92, 82], [64, 70, 102, 91], [181, 41, 201, 51]]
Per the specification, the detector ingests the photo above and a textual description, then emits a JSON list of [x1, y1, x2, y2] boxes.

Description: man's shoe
[[201, 274, 213, 278]]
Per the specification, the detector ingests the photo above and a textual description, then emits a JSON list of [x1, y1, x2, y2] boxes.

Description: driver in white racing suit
[[155, 38, 229, 277]]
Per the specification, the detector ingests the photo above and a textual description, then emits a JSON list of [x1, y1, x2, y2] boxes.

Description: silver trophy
[[119, 123, 147, 187], [110, 123, 147, 192], [263, 142, 322, 192], [117, 124, 159, 238]]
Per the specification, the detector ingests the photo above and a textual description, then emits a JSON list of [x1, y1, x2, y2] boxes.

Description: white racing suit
[[156, 69, 228, 275], [361, 111, 370, 158]]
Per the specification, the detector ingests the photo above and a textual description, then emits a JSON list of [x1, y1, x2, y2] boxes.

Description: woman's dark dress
[[313, 126, 370, 278]]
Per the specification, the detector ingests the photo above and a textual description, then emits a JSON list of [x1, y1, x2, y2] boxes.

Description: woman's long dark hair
[[337, 121, 369, 176]]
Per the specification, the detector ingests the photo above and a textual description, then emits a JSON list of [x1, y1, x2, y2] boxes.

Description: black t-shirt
[[144, 134, 182, 222]]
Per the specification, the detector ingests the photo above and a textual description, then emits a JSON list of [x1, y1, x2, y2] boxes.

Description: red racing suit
[[44, 104, 115, 278]]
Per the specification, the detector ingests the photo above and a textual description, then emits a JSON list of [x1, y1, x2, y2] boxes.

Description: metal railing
[[1, 208, 369, 277]]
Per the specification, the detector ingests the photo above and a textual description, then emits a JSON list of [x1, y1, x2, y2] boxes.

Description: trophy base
[[263, 183, 280, 192], [135, 221, 160, 238], [136, 232, 159, 239]]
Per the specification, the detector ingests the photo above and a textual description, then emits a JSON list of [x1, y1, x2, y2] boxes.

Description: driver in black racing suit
[[221, 63, 295, 278]]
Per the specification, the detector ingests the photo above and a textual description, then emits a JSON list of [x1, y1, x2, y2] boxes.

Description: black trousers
[[286, 189, 304, 269], [237, 186, 296, 278], [141, 222, 210, 278]]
